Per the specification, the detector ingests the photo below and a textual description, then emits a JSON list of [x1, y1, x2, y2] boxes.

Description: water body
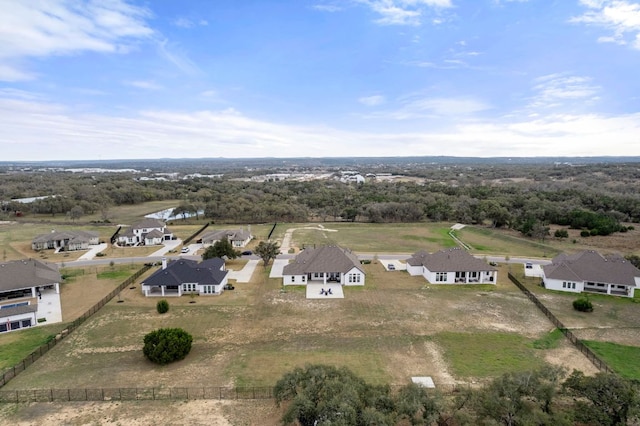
[[145, 208, 204, 221]]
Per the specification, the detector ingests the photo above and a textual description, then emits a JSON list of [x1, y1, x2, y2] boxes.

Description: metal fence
[[0, 265, 152, 388], [182, 222, 209, 245], [0, 383, 467, 403], [507, 273, 614, 374]]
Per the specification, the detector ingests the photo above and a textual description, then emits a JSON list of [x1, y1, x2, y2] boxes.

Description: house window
[[301, 275, 306, 282], [435, 272, 447, 282], [562, 282, 567, 288], [291, 276, 296, 283], [182, 283, 197, 292]]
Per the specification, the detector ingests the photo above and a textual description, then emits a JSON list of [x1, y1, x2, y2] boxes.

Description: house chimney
[[162, 257, 167, 270]]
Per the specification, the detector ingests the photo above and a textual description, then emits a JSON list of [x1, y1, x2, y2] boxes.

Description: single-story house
[[542, 250, 640, 298], [117, 218, 173, 246], [283, 245, 365, 286], [140, 258, 228, 297], [32, 230, 99, 251], [406, 248, 497, 284], [200, 228, 253, 248], [0, 259, 62, 333]]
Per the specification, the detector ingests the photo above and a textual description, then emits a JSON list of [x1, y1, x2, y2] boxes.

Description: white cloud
[[125, 80, 162, 90], [0, 0, 153, 82], [173, 17, 209, 28], [355, 0, 453, 26], [359, 95, 386, 106], [529, 74, 600, 109], [360, 96, 491, 120], [571, 0, 640, 49], [1, 97, 639, 160], [312, 4, 343, 12]]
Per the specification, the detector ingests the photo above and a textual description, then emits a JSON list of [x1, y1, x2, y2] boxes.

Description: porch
[[583, 282, 631, 297], [306, 272, 342, 284]]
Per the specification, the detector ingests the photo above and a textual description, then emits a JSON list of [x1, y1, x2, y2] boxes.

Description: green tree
[[563, 370, 639, 426], [202, 237, 239, 260], [68, 205, 84, 222], [274, 364, 396, 426], [142, 328, 192, 365], [254, 240, 280, 267], [156, 299, 169, 314], [395, 383, 441, 426]]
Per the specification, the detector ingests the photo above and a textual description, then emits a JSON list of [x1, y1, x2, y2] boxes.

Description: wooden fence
[[0, 265, 151, 388], [507, 273, 614, 374]]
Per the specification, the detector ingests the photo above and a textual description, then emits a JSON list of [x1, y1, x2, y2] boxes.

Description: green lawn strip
[[0, 324, 68, 370], [531, 328, 564, 349], [227, 336, 394, 387], [582, 341, 640, 380], [457, 226, 560, 258], [434, 332, 547, 378], [97, 270, 135, 280]]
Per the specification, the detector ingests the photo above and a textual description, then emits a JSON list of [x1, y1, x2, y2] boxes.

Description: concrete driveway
[[227, 259, 259, 283], [149, 239, 183, 256], [269, 259, 289, 278], [77, 243, 108, 260]]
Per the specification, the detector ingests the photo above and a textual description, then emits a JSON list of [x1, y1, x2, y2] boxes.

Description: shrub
[[573, 297, 593, 313], [580, 230, 591, 237], [554, 229, 569, 238], [143, 328, 193, 365], [156, 299, 169, 314]]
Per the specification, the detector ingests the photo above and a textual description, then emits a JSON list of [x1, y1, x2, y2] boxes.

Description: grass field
[[583, 341, 640, 380], [2, 261, 605, 391], [2, 203, 640, 391]]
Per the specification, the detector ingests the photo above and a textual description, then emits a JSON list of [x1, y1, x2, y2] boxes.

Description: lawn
[[0, 324, 67, 370], [2, 261, 598, 391], [583, 341, 640, 380]]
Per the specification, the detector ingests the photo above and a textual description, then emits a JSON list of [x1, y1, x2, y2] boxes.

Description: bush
[[554, 229, 569, 238], [143, 328, 193, 365], [573, 297, 593, 312], [580, 230, 591, 238], [156, 299, 169, 314]]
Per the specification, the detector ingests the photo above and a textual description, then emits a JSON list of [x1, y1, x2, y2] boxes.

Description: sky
[[1, 0, 640, 161]]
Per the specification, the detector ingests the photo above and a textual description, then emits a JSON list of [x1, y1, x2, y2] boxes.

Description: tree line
[[274, 364, 640, 426], [1, 163, 639, 239]]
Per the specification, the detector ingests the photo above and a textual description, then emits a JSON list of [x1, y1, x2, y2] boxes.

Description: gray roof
[[0, 304, 37, 319], [407, 248, 497, 272], [133, 218, 165, 230], [32, 230, 98, 244], [0, 259, 61, 292], [283, 245, 363, 275], [201, 229, 251, 243], [145, 229, 165, 239], [543, 251, 640, 287], [143, 258, 227, 287]]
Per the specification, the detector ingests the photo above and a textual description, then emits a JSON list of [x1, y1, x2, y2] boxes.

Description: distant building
[[283, 245, 365, 286], [141, 258, 228, 297], [200, 228, 253, 248], [406, 248, 497, 284], [117, 218, 173, 246], [32, 230, 99, 251]]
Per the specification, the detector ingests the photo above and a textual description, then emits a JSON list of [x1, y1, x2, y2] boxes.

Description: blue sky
[[1, 0, 640, 161]]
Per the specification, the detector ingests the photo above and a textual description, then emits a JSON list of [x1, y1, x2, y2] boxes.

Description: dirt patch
[[0, 400, 284, 426]]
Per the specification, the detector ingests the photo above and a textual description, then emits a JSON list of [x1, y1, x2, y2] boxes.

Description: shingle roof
[[408, 248, 497, 272], [133, 218, 166, 230], [0, 259, 61, 292], [145, 229, 164, 239], [142, 258, 227, 287], [0, 304, 37, 319], [543, 250, 640, 287], [283, 245, 362, 275], [32, 230, 98, 244]]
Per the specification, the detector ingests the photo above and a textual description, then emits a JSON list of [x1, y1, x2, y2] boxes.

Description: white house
[[200, 228, 253, 248], [117, 218, 173, 246], [542, 251, 640, 298], [32, 230, 100, 251], [406, 248, 497, 284], [282, 245, 365, 286], [140, 258, 229, 297], [0, 259, 62, 333]]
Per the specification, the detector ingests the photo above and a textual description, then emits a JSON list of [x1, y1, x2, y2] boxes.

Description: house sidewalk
[[77, 243, 108, 260]]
